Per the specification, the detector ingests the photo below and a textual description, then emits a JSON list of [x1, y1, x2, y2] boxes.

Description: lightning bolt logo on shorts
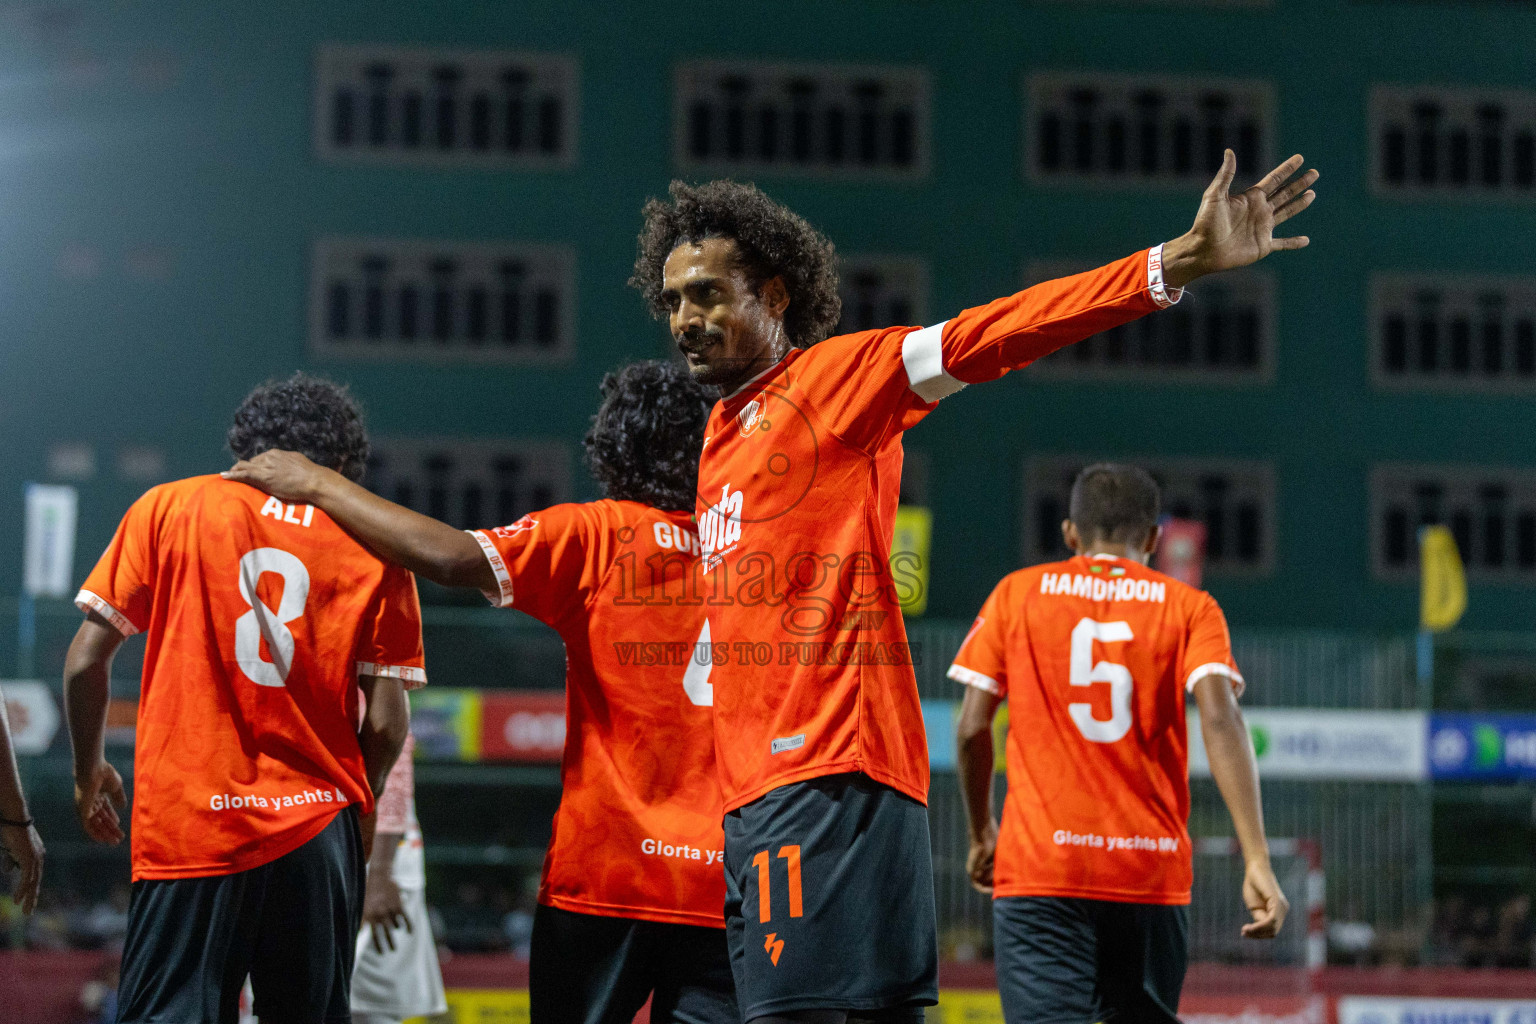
[[764, 932, 784, 966]]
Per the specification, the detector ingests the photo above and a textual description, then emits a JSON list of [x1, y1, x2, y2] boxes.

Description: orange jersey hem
[[539, 893, 725, 930], [722, 760, 929, 815], [992, 883, 1191, 906], [130, 807, 345, 883]]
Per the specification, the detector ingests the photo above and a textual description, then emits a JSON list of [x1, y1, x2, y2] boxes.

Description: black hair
[[583, 360, 713, 512], [630, 179, 842, 348], [228, 372, 370, 483], [1068, 463, 1162, 544]]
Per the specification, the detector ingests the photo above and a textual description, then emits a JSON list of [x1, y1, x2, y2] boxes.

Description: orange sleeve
[[792, 326, 935, 453], [467, 503, 600, 626], [902, 247, 1178, 397], [75, 488, 162, 636], [1181, 592, 1244, 697], [946, 580, 1014, 698], [356, 565, 427, 690], [797, 246, 1179, 453]]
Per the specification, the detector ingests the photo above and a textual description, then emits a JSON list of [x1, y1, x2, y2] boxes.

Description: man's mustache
[[678, 326, 725, 350]]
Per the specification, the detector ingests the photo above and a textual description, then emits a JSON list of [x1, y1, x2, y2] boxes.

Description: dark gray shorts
[[994, 895, 1189, 1024], [117, 806, 364, 1024], [528, 903, 738, 1024], [723, 773, 938, 1020]]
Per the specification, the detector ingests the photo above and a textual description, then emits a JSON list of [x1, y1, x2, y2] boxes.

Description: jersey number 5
[[234, 548, 311, 688], [1069, 617, 1134, 743]]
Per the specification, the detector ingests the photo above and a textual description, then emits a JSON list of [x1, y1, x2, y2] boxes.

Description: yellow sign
[[932, 990, 1006, 1023], [891, 506, 933, 617], [992, 702, 1009, 774], [442, 989, 530, 1024], [1419, 525, 1467, 632], [438, 988, 1002, 1023]]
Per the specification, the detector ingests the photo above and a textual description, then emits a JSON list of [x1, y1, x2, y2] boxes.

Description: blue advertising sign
[[1428, 713, 1536, 781]]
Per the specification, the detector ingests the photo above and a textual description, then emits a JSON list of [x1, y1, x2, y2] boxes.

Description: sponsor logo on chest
[[699, 483, 743, 572], [738, 398, 766, 437]]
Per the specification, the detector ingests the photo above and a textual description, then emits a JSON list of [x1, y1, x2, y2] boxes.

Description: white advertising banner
[[1189, 708, 1428, 781], [23, 483, 79, 598], [1338, 997, 1536, 1024], [1, 681, 61, 754]]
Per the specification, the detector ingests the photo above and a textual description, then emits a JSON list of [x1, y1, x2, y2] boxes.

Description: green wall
[[0, 0, 1533, 633]]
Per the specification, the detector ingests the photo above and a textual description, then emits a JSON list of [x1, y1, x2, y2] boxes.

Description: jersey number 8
[[1069, 617, 1134, 744], [234, 548, 311, 688]]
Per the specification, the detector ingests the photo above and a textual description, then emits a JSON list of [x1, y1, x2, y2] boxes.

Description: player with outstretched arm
[[626, 150, 1316, 1023], [951, 464, 1285, 1024], [64, 374, 422, 1024], [227, 361, 739, 1024]]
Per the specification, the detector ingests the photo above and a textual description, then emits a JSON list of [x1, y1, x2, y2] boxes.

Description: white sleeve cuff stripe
[[1147, 243, 1185, 309], [75, 590, 140, 637], [358, 663, 428, 689], [469, 530, 514, 608], [1186, 662, 1244, 692], [902, 322, 967, 403], [948, 663, 1002, 695]]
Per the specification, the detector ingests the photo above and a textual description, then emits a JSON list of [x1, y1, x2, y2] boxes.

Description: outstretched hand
[[223, 450, 330, 505], [1162, 151, 1318, 289]]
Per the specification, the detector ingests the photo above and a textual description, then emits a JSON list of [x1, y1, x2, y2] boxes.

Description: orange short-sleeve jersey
[[948, 554, 1241, 905], [77, 475, 426, 882], [470, 500, 724, 928]]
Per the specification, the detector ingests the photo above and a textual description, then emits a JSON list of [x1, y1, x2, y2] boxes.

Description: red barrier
[[0, 950, 116, 1024], [6, 951, 1536, 1021]]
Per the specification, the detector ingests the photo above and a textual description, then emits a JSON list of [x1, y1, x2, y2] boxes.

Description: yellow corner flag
[[1420, 525, 1467, 633]]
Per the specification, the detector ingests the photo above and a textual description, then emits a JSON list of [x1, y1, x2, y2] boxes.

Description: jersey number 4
[[1069, 617, 1134, 743], [234, 548, 311, 688]]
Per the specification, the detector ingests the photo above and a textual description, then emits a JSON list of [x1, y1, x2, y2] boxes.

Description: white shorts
[[351, 885, 448, 1019]]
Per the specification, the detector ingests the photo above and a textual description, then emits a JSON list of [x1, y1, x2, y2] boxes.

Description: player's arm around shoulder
[[224, 450, 493, 591]]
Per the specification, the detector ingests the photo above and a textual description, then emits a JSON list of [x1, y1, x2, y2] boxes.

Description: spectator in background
[[78, 958, 120, 1024], [71, 883, 131, 950], [0, 684, 45, 915], [350, 734, 449, 1024], [1461, 904, 1497, 967], [1493, 894, 1533, 969], [440, 881, 509, 953], [501, 877, 539, 958], [1426, 896, 1469, 967], [25, 888, 73, 950]]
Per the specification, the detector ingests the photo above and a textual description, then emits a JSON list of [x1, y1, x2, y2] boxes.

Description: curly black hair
[[228, 372, 370, 483], [630, 180, 842, 348], [584, 360, 713, 512]]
